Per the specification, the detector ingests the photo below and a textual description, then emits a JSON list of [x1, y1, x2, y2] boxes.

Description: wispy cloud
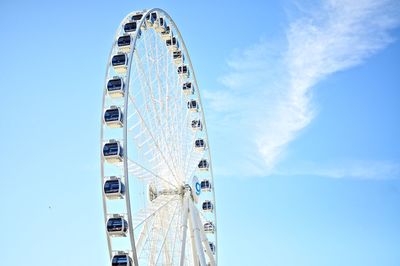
[[205, 0, 400, 177], [275, 160, 400, 180]]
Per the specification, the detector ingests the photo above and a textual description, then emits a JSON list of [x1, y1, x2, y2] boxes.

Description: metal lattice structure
[[100, 8, 218, 266]]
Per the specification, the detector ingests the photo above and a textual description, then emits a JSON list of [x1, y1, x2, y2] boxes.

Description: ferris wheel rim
[[100, 8, 218, 265]]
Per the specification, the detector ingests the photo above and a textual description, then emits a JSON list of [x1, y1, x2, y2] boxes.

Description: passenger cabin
[[209, 242, 216, 255], [104, 177, 125, 199], [166, 37, 179, 52], [107, 216, 128, 237], [187, 100, 199, 112], [131, 14, 143, 21], [124, 21, 137, 33], [173, 51, 184, 65], [177, 65, 189, 78], [146, 12, 157, 27], [182, 82, 194, 95], [117, 35, 131, 53], [191, 120, 202, 131], [194, 138, 206, 151], [198, 159, 209, 171], [104, 106, 123, 128], [202, 200, 213, 212], [161, 26, 172, 40], [155, 17, 166, 32], [204, 222, 215, 234], [112, 54, 128, 74], [103, 140, 123, 163], [112, 253, 133, 266], [201, 179, 212, 192], [107, 77, 124, 98]]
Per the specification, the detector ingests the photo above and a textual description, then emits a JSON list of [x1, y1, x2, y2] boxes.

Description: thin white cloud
[[206, 0, 400, 177], [275, 160, 400, 180]]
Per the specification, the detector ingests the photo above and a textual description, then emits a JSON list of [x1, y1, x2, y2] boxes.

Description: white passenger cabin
[[107, 77, 125, 98], [154, 17, 167, 32], [166, 37, 179, 52], [124, 21, 137, 34], [103, 139, 123, 163], [107, 215, 128, 237], [209, 242, 216, 255], [117, 35, 131, 53], [202, 200, 214, 212], [161, 26, 172, 40], [191, 119, 202, 131], [112, 53, 128, 74], [198, 159, 209, 171], [201, 179, 212, 192], [195, 138, 206, 151], [182, 82, 194, 95], [187, 100, 199, 112], [104, 176, 125, 199], [177, 65, 189, 79], [146, 12, 157, 27], [104, 106, 123, 128], [173, 51, 185, 65], [112, 252, 133, 266], [204, 222, 215, 234]]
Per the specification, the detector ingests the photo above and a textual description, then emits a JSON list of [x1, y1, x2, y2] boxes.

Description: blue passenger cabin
[[104, 177, 126, 199], [194, 138, 206, 151], [173, 51, 184, 65], [187, 100, 199, 112], [146, 12, 157, 27], [112, 254, 133, 266], [124, 22, 137, 33], [107, 77, 124, 98], [198, 159, 209, 171], [200, 179, 212, 192], [104, 106, 123, 128], [107, 216, 128, 237], [131, 14, 143, 21], [166, 37, 179, 52], [117, 35, 131, 53], [112, 54, 128, 74], [191, 119, 202, 131], [103, 140, 123, 163], [155, 17, 167, 32], [182, 82, 194, 95], [161, 26, 172, 40], [209, 242, 216, 255], [177, 65, 189, 78], [204, 221, 215, 234], [202, 200, 213, 212]]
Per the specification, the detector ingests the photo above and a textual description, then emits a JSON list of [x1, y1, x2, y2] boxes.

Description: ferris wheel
[[100, 8, 218, 266]]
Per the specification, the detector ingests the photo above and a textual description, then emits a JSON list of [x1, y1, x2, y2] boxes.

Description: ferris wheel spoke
[[170, 200, 184, 265], [154, 200, 180, 265], [131, 195, 178, 230], [133, 50, 182, 182], [127, 158, 178, 188], [133, 59, 181, 181], [136, 215, 156, 258], [128, 94, 181, 185]]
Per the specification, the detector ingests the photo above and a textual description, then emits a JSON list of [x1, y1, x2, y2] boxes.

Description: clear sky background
[[0, 0, 399, 265]]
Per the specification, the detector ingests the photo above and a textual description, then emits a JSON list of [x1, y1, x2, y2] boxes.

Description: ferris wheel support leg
[[193, 207, 216, 266], [189, 213, 199, 266], [180, 194, 190, 266], [189, 200, 207, 266]]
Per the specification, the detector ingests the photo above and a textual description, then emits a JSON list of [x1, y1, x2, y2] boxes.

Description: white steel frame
[[101, 8, 218, 266]]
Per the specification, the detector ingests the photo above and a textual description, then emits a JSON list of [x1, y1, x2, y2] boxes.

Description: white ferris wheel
[[100, 8, 218, 266]]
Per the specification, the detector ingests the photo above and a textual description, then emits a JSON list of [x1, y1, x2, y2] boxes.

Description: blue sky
[[0, 0, 399, 265]]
